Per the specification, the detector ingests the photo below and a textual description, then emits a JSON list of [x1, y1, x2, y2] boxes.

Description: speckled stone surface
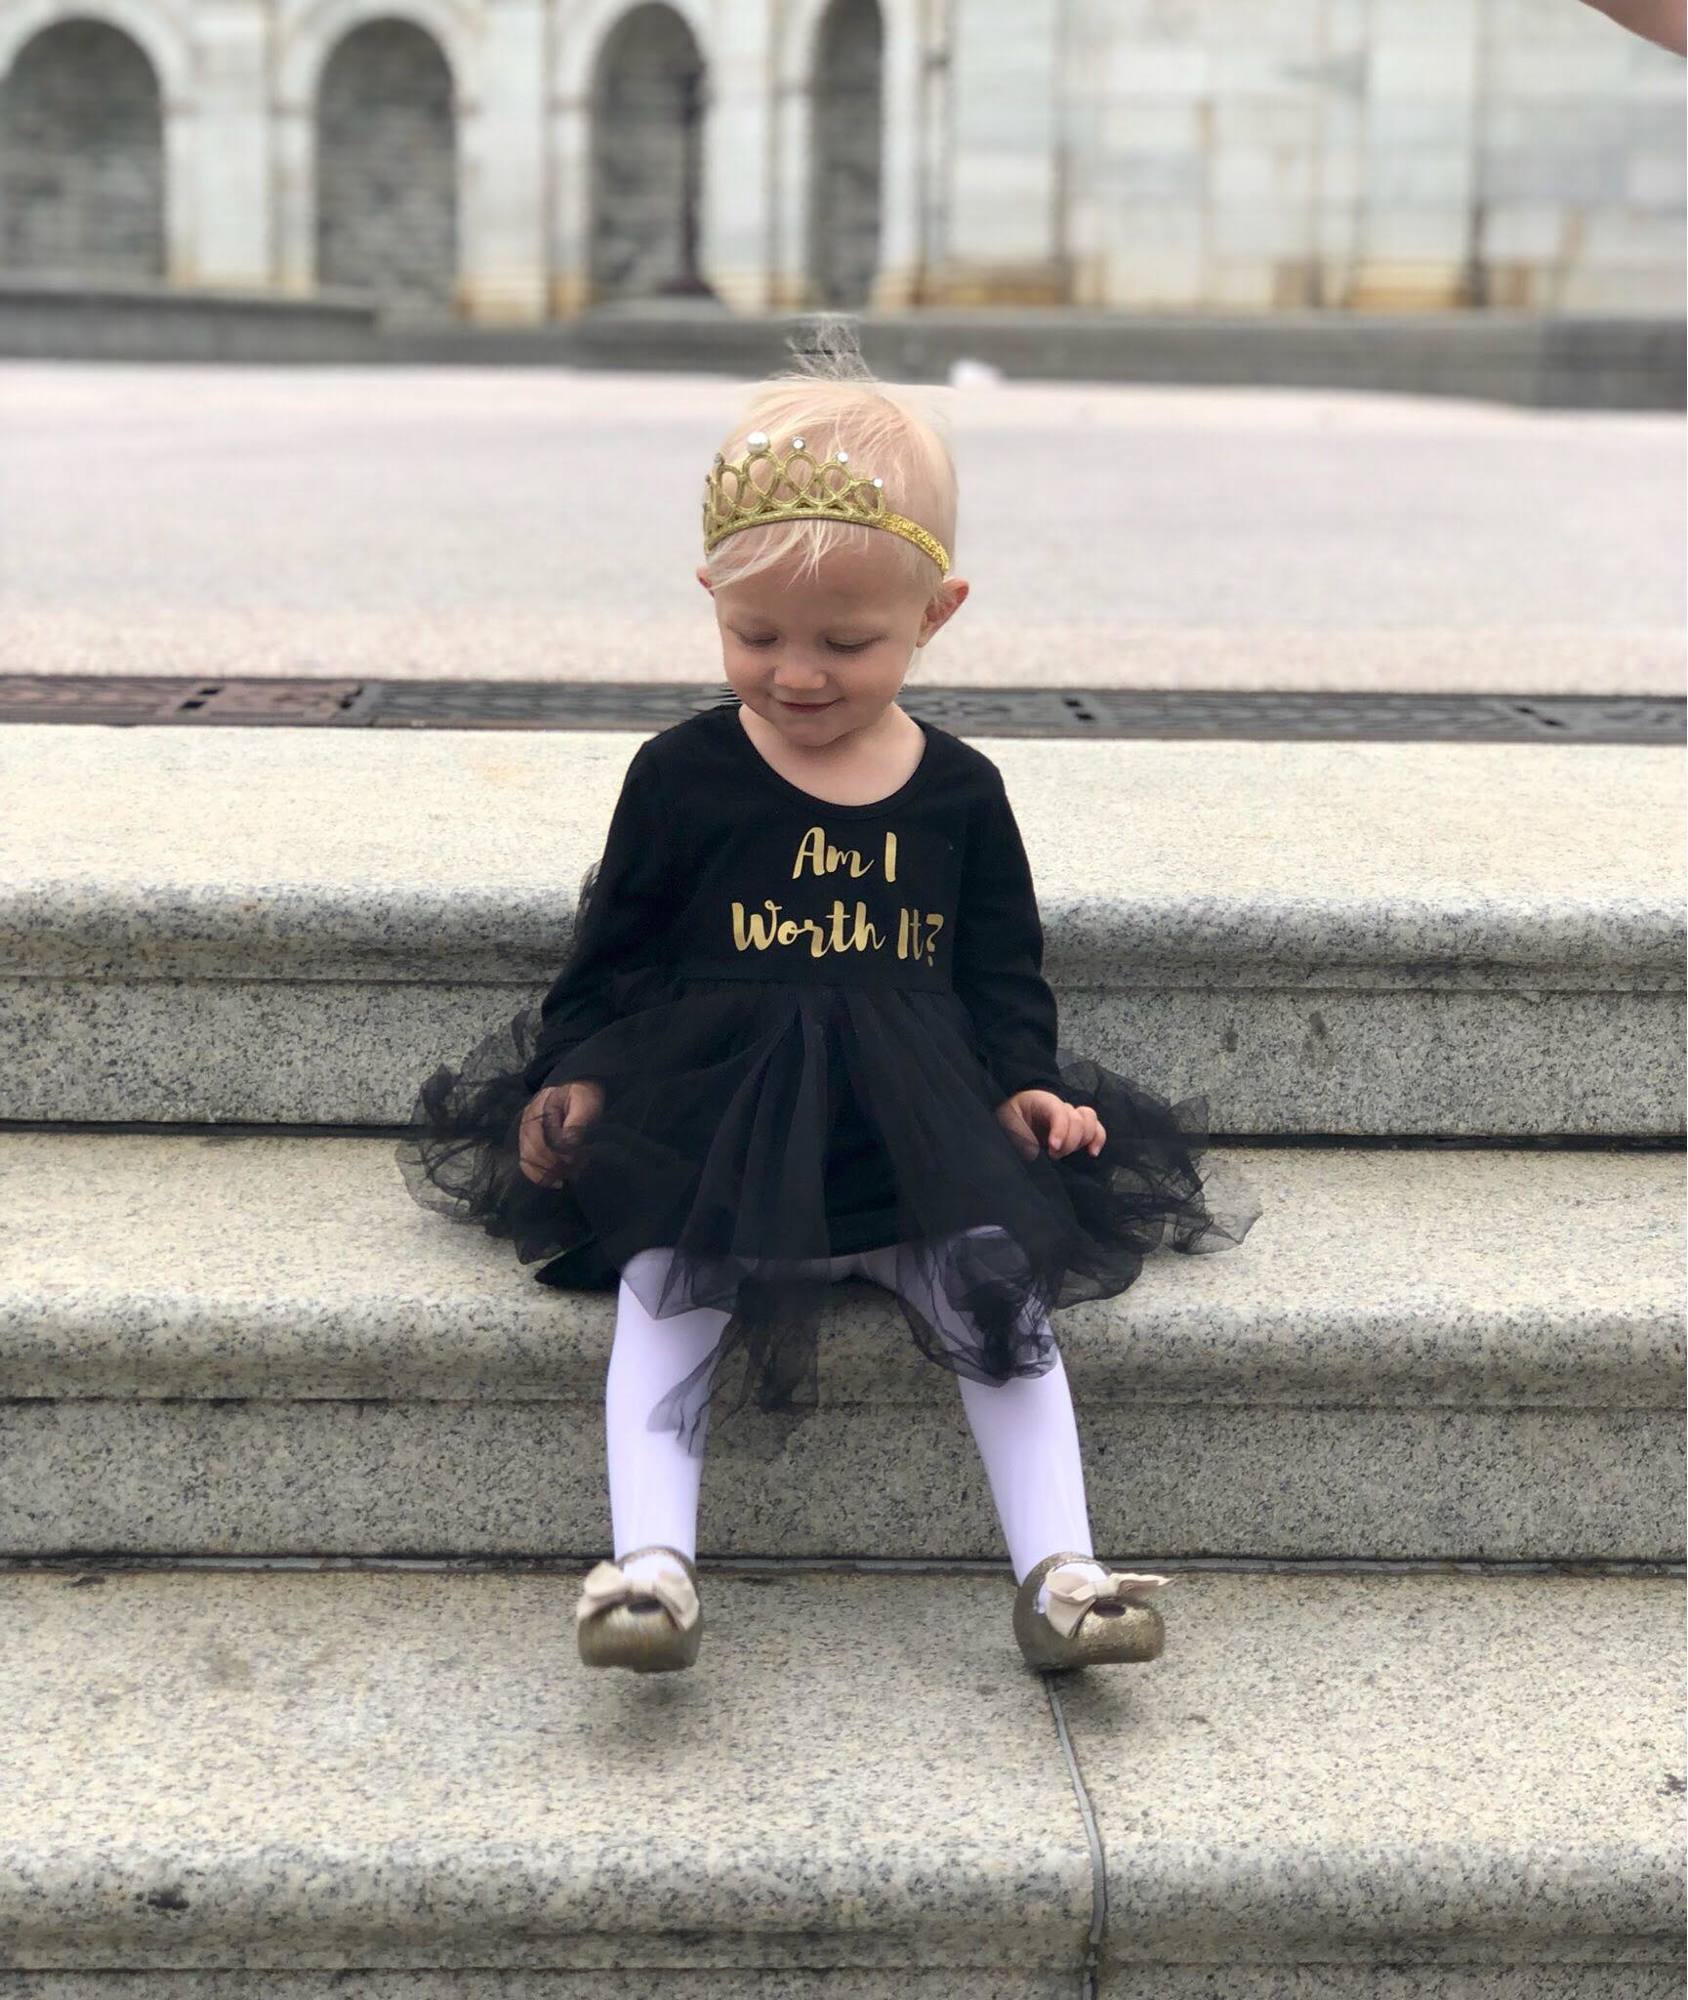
[[9, 731, 1682, 977], [4, 978, 1683, 1137], [2, 727, 1682, 1133], [0, 1979, 1073, 1998], [6, 1398, 1681, 1563], [5, 1135, 1679, 1406], [0, 1976, 1681, 2000], [1058, 1570, 1685, 1973], [1, 1133, 1680, 1560], [0, 1567, 1677, 1983], [1127, 1978, 1684, 1998], [0, 1568, 1090, 1973]]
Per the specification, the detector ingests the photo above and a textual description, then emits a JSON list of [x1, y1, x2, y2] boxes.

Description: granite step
[[0, 1560, 1679, 1996], [2, 724, 1681, 1135], [2, 1130, 1679, 1562]]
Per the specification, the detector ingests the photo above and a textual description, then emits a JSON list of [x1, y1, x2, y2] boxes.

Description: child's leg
[[847, 1232, 1098, 1584], [605, 1246, 729, 1564], [954, 1347, 1095, 1583], [607, 1244, 864, 1568]]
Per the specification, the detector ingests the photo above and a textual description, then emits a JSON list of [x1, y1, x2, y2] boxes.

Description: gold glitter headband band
[[702, 430, 950, 577]]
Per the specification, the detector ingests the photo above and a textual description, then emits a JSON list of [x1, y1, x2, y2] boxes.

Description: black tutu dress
[[397, 697, 1261, 1452]]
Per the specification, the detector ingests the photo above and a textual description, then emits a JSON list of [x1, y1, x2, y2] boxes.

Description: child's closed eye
[[735, 633, 878, 653]]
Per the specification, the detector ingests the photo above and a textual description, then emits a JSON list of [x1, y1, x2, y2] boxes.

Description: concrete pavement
[[1, 364, 1679, 692]]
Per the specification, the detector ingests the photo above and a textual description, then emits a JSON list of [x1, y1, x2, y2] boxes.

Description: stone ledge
[[3, 727, 1682, 1134], [3, 295, 1681, 407], [0, 1976, 1075, 1997], [2, 1135, 1677, 1408], [6, 1398, 1677, 1563], [0, 1980, 1677, 2000], [389, 306, 1688, 411], [0, 279, 379, 363], [0, 1565, 1678, 1980], [1, 1134, 1679, 1560], [5, 728, 1680, 983]]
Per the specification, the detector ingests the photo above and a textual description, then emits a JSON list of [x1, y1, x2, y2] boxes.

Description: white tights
[[606, 1233, 1097, 1585]]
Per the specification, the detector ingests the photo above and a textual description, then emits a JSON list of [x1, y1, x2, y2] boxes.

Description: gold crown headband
[[702, 430, 950, 577]]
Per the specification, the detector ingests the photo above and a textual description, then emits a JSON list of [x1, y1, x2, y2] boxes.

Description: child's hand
[[519, 1079, 605, 1186], [996, 1088, 1106, 1164]]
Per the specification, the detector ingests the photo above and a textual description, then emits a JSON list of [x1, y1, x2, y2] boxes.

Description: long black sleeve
[[951, 770, 1070, 1106], [521, 739, 679, 1094]]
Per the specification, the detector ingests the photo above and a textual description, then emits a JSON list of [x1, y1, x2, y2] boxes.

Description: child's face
[[697, 532, 968, 743]]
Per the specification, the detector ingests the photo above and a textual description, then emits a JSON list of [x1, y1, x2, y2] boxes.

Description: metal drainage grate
[[0, 676, 1681, 743]]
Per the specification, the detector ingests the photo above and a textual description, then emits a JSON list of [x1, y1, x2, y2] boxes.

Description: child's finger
[[998, 1100, 1040, 1162], [1048, 1105, 1107, 1160], [517, 1102, 549, 1177], [535, 1100, 560, 1157], [518, 1124, 565, 1186]]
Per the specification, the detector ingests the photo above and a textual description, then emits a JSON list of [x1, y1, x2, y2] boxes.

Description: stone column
[[461, 0, 547, 321], [547, 88, 591, 315], [273, 98, 314, 294], [184, 0, 270, 285], [869, 0, 925, 307], [1347, 0, 1481, 309], [700, 4, 775, 309], [933, 0, 1066, 304], [770, 67, 808, 309], [161, 92, 198, 285]]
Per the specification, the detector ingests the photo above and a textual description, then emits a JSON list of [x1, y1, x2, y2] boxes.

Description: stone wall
[[0, 0, 1677, 321], [1062, 0, 1685, 313]]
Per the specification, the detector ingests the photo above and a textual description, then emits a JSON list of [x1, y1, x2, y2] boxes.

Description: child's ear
[[917, 576, 969, 645]]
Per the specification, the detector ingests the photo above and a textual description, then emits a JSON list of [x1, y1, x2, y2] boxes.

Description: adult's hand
[[1578, 0, 1686, 55]]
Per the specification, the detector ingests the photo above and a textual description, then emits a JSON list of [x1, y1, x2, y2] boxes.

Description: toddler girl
[[399, 331, 1259, 1674]]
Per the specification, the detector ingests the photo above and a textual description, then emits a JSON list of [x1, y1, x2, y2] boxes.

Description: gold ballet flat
[[576, 1544, 703, 1673], [1012, 1550, 1172, 1671]]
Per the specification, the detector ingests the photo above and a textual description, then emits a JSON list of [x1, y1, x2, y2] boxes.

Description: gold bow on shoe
[[576, 1558, 700, 1632], [1041, 1565, 1173, 1638]]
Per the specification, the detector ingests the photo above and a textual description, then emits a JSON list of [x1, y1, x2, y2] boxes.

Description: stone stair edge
[[6, 724, 1683, 984], [3, 885, 1684, 986], [1, 1132, 1679, 1411], [0, 1566, 1680, 1974]]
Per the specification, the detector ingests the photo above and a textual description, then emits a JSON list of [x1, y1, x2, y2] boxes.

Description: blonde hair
[[702, 317, 958, 598]]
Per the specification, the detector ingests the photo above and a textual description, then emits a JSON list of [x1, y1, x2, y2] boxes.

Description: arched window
[[0, 17, 164, 278], [590, 3, 711, 300], [808, 0, 882, 308], [316, 18, 457, 314]]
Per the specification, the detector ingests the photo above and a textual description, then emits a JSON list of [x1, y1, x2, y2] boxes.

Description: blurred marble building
[[0, 0, 1680, 322]]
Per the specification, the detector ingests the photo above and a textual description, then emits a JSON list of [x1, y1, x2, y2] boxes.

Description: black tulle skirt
[[396, 973, 1262, 1454]]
